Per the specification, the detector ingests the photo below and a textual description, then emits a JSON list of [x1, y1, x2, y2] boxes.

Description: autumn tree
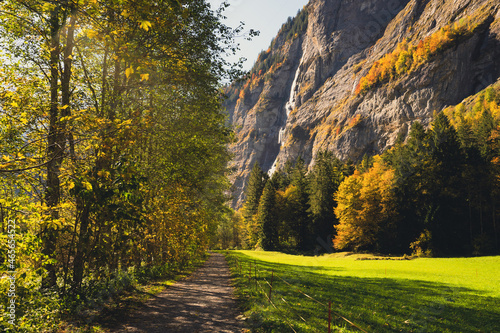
[[0, 2, 243, 324], [334, 157, 397, 252], [355, 13, 488, 95]]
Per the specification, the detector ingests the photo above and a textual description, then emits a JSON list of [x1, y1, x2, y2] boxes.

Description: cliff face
[[227, 0, 500, 208]]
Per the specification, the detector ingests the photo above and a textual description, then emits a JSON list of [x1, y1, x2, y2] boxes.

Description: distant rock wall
[[227, 0, 500, 208]]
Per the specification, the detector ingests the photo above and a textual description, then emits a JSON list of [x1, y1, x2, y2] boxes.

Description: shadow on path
[[109, 253, 246, 333]]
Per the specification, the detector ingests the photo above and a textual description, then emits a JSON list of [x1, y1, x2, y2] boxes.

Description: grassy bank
[[225, 251, 500, 332], [84, 255, 208, 332], [2, 255, 209, 333]]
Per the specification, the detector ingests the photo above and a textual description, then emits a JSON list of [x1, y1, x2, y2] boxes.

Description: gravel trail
[[111, 252, 246, 333]]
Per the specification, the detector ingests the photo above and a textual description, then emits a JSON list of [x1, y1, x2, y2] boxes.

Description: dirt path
[[110, 253, 246, 333]]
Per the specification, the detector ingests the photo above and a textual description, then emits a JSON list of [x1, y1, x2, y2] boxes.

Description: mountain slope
[[226, 0, 500, 208]]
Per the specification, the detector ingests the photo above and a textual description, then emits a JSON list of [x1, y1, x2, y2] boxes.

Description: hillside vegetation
[[224, 0, 500, 211], [355, 7, 493, 94], [216, 82, 500, 257]]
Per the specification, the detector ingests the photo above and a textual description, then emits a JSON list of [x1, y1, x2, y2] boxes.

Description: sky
[[208, 0, 310, 71]]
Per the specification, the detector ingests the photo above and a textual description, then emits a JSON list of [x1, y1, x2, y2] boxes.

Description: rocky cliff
[[226, 0, 500, 208]]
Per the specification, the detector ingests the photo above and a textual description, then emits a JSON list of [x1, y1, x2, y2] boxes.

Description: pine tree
[[383, 121, 433, 253], [270, 167, 291, 191], [475, 108, 495, 159], [243, 162, 267, 221], [427, 112, 468, 254], [308, 151, 345, 249], [258, 181, 279, 250], [358, 154, 374, 173], [431, 112, 462, 163], [289, 158, 311, 251], [456, 116, 475, 150]]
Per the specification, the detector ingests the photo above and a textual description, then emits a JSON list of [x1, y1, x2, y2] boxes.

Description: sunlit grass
[[226, 251, 500, 332]]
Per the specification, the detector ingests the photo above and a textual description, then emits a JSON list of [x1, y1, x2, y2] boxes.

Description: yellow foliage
[[85, 29, 99, 39], [139, 20, 152, 31], [347, 114, 362, 128], [82, 181, 92, 191], [334, 157, 396, 251], [125, 66, 134, 78], [356, 13, 485, 95]]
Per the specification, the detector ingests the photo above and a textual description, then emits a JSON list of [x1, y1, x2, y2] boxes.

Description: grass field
[[225, 251, 500, 332]]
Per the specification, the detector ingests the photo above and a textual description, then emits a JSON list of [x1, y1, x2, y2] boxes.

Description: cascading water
[[285, 62, 302, 118], [278, 64, 301, 146], [268, 47, 305, 176]]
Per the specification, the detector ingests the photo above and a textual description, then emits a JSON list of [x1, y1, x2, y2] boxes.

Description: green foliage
[[0, 0, 240, 328], [308, 151, 350, 246], [288, 158, 311, 251], [336, 81, 500, 256], [211, 210, 245, 250], [258, 182, 279, 250], [239, 155, 353, 253], [243, 162, 268, 221], [252, 51, 285, 78], [240, 162, 268, 249], [279, 8, 308, 42]]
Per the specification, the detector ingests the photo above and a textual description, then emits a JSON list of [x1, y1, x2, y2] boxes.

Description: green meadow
[[225, 251, 500, 332]]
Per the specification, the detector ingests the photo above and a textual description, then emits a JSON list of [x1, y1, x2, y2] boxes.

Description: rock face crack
[[110, 253, 245, 333]]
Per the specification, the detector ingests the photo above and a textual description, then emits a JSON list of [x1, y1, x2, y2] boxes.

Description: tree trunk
[[100, 41, 109, 117], [42, 3, 77, 289], [42, 5, 62, 289], [62, 13, 77, 161], [0, 203, 4, 234], [72, 198, 90, 291]]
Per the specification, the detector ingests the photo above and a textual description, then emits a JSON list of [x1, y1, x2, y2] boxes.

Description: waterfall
[[285, 63, 302, 117], [268, 47, 305, 176], [278, 57, 302, 147]]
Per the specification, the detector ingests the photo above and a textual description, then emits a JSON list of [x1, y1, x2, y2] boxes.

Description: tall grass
[[226, 251, 500, 332]]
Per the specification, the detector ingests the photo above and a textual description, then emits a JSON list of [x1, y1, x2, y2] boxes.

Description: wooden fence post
[[254, 261, 258, 288], [328, 301, 332, 333], [268, 270, 274, 303]]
